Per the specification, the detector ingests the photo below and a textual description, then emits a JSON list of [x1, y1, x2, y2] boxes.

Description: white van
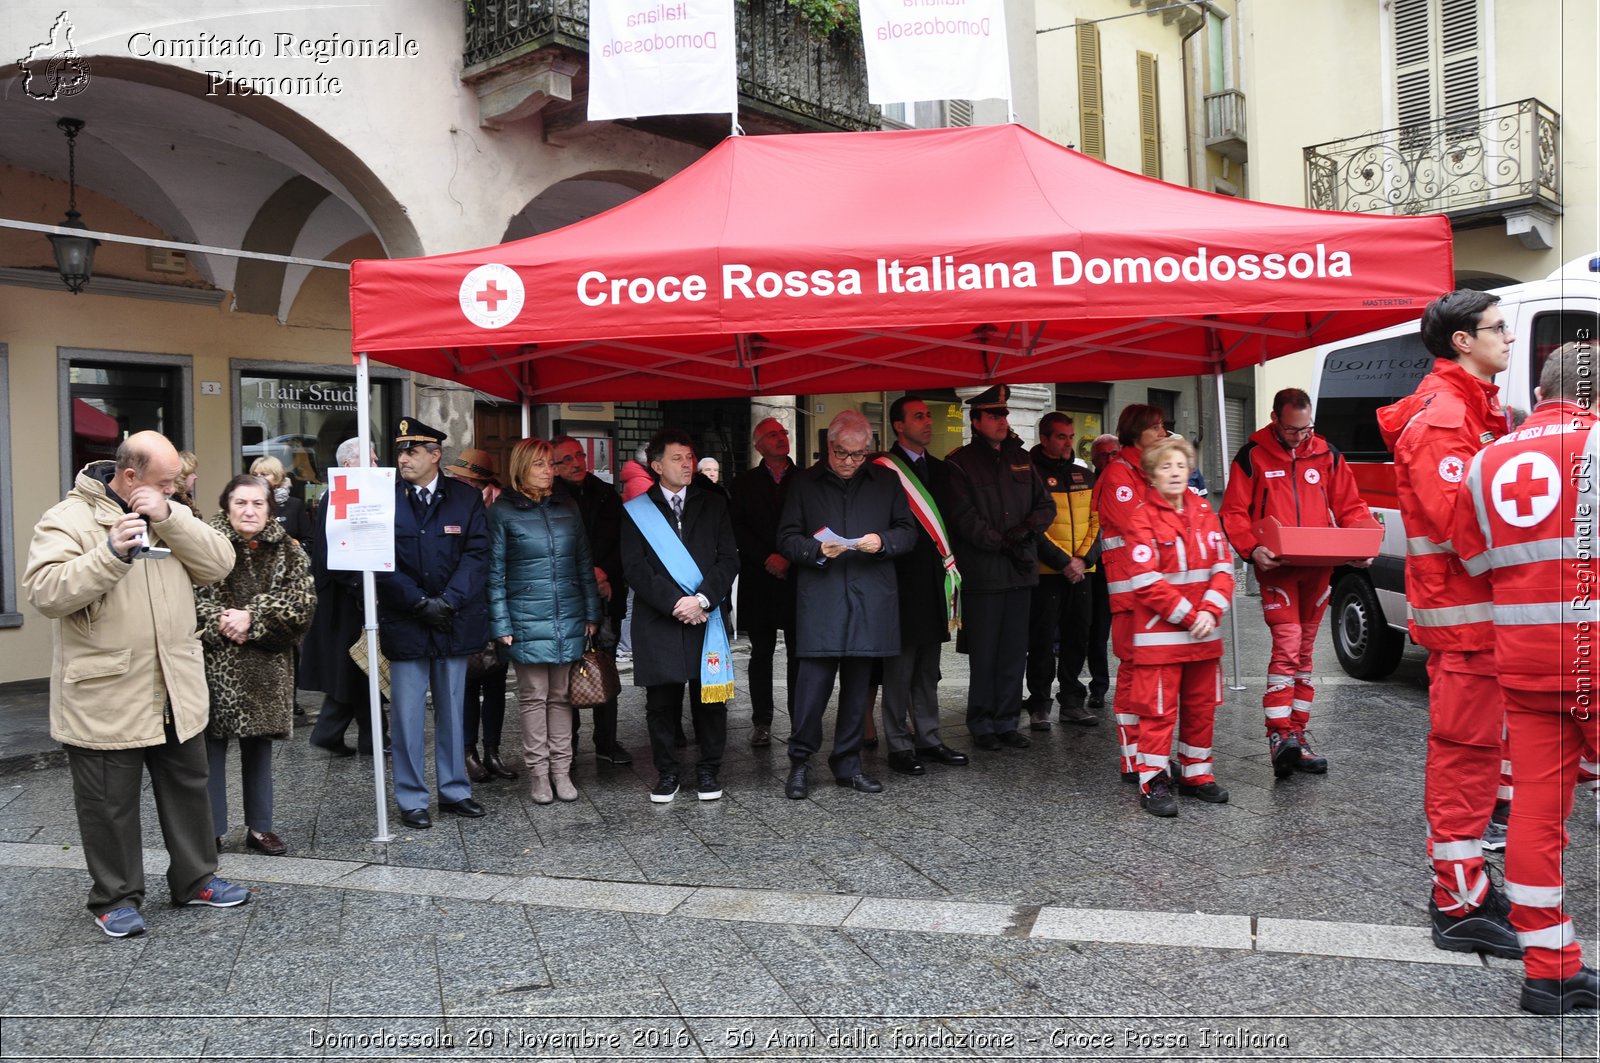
[[1308, 253, 1600, 679]]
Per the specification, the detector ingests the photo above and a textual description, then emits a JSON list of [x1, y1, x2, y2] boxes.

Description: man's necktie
[[913, 455, 927, 483], [409, 486, 427, 520], [671, 494, 684, 537]]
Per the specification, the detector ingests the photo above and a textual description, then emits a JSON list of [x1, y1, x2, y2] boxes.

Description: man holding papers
[[777, 411, 916, 798]]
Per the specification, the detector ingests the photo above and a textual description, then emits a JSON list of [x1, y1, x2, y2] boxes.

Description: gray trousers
[[66, 722, 218, 915], [881, 640, 943, 753], [206, 734, 275, 834]]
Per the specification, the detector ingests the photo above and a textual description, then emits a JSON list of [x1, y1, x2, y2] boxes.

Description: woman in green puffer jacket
[[488, 438, 602, 805]]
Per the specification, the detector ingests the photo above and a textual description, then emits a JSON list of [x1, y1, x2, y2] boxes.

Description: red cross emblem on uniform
[[1499, 461, 1552, 518], [330, 474, 360, 520]]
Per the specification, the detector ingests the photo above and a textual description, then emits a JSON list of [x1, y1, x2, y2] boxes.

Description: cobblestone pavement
[[0, 608, 1596, 1061]]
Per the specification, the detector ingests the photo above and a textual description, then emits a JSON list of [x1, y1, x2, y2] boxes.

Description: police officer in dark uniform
[[377, 419, 491, 829], [944, 386, 1056, 750]]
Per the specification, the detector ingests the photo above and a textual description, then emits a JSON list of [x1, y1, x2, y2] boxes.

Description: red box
[[1254, 517, 1383, 566]]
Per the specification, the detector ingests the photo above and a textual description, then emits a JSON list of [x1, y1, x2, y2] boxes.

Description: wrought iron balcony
[[1303, 98, 1561, 247], [463, 0, 878, 136], [1204, 89, 1246, 163]]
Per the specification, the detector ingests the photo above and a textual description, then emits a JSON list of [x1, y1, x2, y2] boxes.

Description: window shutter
[[1076, 20, 1104, 160], [1439, 0, 1481, 133], [946, 99, 973, 127], [1392, 0, 1432, 131], [1392, 0, 1481, 132], [1137, 51, 1161, 179]]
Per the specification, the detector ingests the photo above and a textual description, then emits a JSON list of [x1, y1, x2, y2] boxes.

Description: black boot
[[483, 745, 518, 780], [1522, 965, 1600, 1015], [464, 744, 489, 783]]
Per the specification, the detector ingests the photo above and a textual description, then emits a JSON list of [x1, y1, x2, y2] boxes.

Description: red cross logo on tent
[[330, 474, 360, 520], [476, 280, 508, 312], [458, 263, 524, 330], [1490, 452, 1561, 528]]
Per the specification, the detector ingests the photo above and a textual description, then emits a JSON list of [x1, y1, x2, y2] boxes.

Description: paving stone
[[1032, 905, 1254, 951], [1256, 916, 1483, 966], [674, 886, 860, 926], [331, 862, 516, 900], [495, 874, 692, 914], [843, 896, 1018, 936]]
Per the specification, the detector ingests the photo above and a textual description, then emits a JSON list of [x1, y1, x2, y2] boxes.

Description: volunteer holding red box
[[1220, 388, 1377, 778]]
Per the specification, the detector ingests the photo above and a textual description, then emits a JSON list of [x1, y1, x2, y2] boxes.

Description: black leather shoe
[[886, 751, 925, 776], [1522, 965, 1600, 1014], [836, 772, 884, 793], [399, 808, 432, 829], [1086, 694, 1107, 710], [1179, 781, 1230, 804], [1141, 773, 1179, 817], [996, 730, 1031, 749], [785, 762, 810, 800], [917, 744, 969, 766], [440, 797, 487, 818], [973, 734, 1001, 751], [1430, 886, 1523, 959], [311, 737, 355, 757]]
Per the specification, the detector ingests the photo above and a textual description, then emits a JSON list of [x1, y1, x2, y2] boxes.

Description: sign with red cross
[[324, 465, 397, 572]]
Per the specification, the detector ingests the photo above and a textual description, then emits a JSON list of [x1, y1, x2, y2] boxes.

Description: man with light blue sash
[[620, 429, 741, 804]]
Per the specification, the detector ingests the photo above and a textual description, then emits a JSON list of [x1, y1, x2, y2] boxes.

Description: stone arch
[[503, 171, 665, 241]]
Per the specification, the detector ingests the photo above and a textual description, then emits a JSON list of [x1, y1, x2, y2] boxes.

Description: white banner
[[859, 0, 1012, 106], [324, 466, 397, 573], [588, 0, 737, 120]]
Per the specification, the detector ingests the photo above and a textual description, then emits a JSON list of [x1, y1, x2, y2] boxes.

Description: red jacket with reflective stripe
[[1219, 424, 1376, 562], [1376, 359, 1512, 652], [1092, 446, 1150, 615], [1124, 492, 1235, 663], [1453, 402, 1598, 692]]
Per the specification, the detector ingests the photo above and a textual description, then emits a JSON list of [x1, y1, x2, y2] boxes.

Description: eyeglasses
[[1470, 321, 1512, 336], [1279, 422, 1316, 436], [830, 445, 869, 463], [553, 455, 578, 466]]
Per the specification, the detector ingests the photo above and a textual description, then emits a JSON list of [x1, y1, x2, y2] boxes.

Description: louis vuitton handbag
[[568, 638, 620, 707]]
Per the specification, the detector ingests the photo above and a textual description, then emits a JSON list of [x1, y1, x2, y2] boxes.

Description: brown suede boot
[[528, 774, 554, 804]]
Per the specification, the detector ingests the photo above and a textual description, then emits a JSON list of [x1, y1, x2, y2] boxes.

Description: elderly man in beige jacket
[[24, 431, 250, 938]]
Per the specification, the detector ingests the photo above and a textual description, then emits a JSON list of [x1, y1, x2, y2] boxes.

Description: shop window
[[63, 353, 190, 493], [237, 371, 399, 505]]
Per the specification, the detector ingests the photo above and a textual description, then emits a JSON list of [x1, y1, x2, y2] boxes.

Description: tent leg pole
[[357, 351, 394, 843], [521, 398, 531, 438], [1214, 365, 1248, 693]]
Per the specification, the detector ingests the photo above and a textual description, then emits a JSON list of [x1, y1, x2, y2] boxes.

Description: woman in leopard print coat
[[195, 474, 316, 855]]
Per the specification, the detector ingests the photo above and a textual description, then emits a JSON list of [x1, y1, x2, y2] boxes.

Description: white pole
[[356, 352, 394, 842], [1214, 365, 1247, 692]]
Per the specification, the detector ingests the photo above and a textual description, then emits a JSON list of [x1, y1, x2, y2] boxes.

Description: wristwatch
[[695, 593, 711, 611]]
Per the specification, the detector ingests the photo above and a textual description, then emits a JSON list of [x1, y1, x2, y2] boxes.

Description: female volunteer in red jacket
[[1122, 437, 1236, 818]]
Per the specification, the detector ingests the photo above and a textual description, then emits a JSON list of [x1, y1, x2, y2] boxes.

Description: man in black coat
[[777, 411, 917, 799], [945, 385, 1056, 751], [621, 428, 740, 804], [375, 419, 491, 829], [728, 417, 799, 748], [554, 435, 632, 766], [303, 438, 388, 756], [878, 398, 969, 777]]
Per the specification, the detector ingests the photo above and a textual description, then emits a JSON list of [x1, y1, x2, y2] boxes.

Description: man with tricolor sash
[[875, 397, 969, 777], [620, 428, 741, 805]]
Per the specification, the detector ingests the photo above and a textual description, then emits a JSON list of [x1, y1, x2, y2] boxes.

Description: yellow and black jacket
[[1029, 446, 1098, 573]]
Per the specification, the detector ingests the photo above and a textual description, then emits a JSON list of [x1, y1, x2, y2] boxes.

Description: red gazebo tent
[[349, 123, 1453, 403]]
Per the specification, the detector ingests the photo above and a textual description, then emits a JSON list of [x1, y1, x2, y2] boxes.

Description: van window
[[1315, 334, 1434, 460], [1529, 311, 1600, 402]]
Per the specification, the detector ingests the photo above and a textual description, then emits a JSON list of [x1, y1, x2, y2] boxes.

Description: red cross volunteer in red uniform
[[1121, 436, 1235, 817], [1453, 341, 1600, 1014], [1377, 289, 1518, 960], [1091, 404, 1170, 780], [1221, 387, 1377, 777]]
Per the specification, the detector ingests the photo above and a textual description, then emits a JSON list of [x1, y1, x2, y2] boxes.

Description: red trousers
[[1111, 612, 1138, 774], [1258, 566, 1332, 734], [1503, 688, 1597, 980], [1425, 650, 1506, 913], [1128, 659, 1221, 790]]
